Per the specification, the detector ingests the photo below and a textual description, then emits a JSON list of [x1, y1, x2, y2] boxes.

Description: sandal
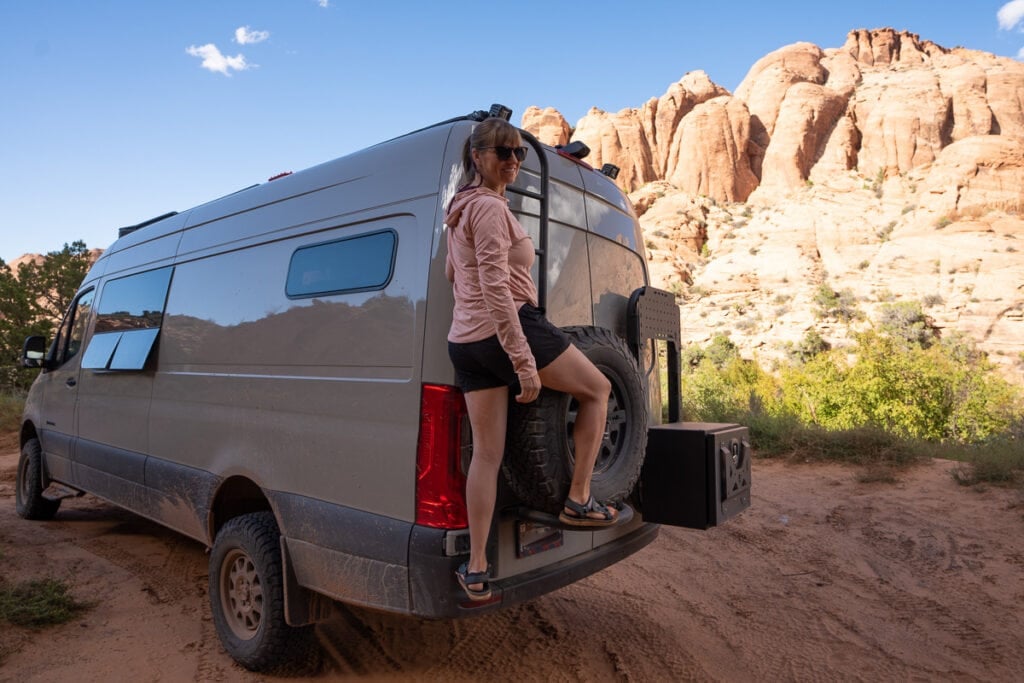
[[559, 495, 618, 527], [455, 562, 492, 601]]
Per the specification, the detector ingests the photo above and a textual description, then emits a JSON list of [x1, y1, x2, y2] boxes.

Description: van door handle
[[65, 378, 77, 387]]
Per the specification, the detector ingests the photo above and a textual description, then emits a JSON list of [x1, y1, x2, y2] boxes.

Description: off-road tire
[[503, 326, 648, 514], [209, 512, 320, 673], [15, 437, 60, 520]]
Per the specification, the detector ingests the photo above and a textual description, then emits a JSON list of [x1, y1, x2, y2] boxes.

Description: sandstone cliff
[[522, 28, 1024, 382]]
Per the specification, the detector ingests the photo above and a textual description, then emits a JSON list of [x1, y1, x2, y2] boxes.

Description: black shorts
[[448, 304, 572, 393]]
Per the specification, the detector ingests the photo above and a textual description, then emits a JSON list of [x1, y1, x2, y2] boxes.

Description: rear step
[[502, 503, 635, 530]]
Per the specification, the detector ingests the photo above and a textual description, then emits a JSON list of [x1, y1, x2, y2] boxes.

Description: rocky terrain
[[523, 28, 1024, 382]]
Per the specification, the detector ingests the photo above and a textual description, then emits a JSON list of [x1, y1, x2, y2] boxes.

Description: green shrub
[[679, 329, 1024, 451], [0, 578, 91, 628], [814, 284, 862, 322], [877, 301, 938, 348], [0, 391, 23, 435], [787, 329, 831, 364]]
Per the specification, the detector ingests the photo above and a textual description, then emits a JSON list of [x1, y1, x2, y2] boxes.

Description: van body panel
[[273, 491, 414, 611], [271, 491, 412, 565], [74, 438, 146, 485], [143, 456, 219, 540], [37, 362, 79, 481], [151, 207, 429, 522], [285, 538, 410, 612], [179, 126, 450, 255], [76, 372, 153, 466], [107, 212, 190, 257], [103, 232, 182, 275]]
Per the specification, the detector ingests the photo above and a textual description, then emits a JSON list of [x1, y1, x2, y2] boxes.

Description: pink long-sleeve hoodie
[[445, 186, 538, 380]]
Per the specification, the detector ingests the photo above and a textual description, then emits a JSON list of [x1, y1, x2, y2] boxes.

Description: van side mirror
[[22, 335, 49, 369]]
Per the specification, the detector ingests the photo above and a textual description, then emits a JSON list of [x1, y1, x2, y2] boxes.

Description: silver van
[[17, 105, 751, 671]]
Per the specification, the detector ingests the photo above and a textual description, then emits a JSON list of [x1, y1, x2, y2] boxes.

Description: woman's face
[[472, 137, 523, 191]]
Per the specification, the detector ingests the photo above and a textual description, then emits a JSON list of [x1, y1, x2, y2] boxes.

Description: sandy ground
[[1, 448, 1023, 682]]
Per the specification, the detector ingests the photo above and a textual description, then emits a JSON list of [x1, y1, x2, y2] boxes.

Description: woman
[[445, 117, 619, 602]]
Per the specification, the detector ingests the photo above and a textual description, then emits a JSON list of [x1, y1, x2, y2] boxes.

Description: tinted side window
[[83, 267, 173, 371], [94, 267, 173, 333], [52, 289, 95, 367], [286, 230, 397, 298]]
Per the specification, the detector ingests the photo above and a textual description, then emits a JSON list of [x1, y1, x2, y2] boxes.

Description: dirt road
[[2, 449, 1023, 682]]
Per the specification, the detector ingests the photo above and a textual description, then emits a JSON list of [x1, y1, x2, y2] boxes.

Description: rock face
[[539, 71, 729, 193], [666, 96, 759, 202], [522, 28, 1024, 382], [524, 28, 1024, 198]]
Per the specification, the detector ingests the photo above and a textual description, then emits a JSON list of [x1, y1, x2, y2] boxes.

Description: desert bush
[[876, 301, 939, 348], [679, 329, 1024, 455], [0, 578, 91, 628], [814, 283, 861, 322], [0, 391, 24, 435], [787, 329, 831, 364]]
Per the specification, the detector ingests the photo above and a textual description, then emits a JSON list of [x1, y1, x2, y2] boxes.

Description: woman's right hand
[[515, 370, 541, 403]]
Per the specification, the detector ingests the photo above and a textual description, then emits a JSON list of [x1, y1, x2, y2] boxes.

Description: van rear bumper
[[407, 521, 660, 618]]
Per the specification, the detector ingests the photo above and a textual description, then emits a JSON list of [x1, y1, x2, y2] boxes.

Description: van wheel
[[15, 438, 60, 520], [503, 326, 649, 514], [209, 512, 320, 673]]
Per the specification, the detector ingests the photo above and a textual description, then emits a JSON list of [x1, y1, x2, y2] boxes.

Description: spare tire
[[502, 326, 648, 514]]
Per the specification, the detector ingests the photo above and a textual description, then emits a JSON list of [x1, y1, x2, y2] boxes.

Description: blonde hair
[[461, 118, 523, 185]]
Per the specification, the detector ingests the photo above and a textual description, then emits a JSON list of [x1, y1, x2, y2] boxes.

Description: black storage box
[[639, 422, 752, 529]]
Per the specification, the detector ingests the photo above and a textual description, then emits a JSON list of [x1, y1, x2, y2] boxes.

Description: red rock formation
[[667, 96, 759, 202], [921, 136, 1024, 216], [521, 27, 1024, 203], [520, 106, 571, 147]]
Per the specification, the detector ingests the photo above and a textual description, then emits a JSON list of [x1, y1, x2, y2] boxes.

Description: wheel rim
[[566, 366, 629, 475], [219, 548, 264, 640]]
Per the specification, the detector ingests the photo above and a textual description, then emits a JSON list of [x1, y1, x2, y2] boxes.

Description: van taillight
[[416, 384, 469, 529]]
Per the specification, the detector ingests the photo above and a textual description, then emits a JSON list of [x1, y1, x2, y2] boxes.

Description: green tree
[[17, 241, 93, 323], [0, 242, 93, 391], [0, 260, 40, 365]]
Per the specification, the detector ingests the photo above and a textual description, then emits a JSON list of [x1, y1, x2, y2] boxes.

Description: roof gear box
[[639, 422, 752, 529]]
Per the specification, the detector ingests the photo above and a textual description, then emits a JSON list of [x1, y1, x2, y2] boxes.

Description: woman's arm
[[470, 200, 540, 399]]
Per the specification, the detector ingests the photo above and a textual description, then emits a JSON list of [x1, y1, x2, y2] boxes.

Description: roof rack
[[117, 211, 179, 239]]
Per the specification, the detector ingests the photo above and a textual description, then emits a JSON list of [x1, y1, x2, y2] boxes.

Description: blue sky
[[2, 1, 1023, 263]]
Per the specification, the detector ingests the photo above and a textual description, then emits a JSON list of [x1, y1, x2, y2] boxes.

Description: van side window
[[82, 267, 173, 371], [52, 288, 95, 366], [286, 230, 397, 298]]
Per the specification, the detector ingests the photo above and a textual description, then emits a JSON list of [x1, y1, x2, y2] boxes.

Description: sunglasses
[[479, 145, 528, 162]]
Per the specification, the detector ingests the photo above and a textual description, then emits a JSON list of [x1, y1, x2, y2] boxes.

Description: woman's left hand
[[515, 370, 541, 404]]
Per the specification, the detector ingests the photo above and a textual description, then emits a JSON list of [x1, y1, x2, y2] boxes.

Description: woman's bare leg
[[463, 386, 509, 587], [538, 345, 614, 518]]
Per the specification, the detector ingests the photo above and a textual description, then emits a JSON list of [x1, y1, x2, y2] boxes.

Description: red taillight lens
[[415, 384, 469, 529]]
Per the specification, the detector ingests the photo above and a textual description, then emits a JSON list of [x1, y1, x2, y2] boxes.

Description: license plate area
[[516, 521, 563, 558]]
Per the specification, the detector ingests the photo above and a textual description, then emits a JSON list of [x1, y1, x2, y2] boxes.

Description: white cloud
[[1018, 46, 1024, 58], [998, 0, 1024, 30], [186, 44, 250, 76], [317, 0, 330, 7], [235, 26, 269, 45]]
